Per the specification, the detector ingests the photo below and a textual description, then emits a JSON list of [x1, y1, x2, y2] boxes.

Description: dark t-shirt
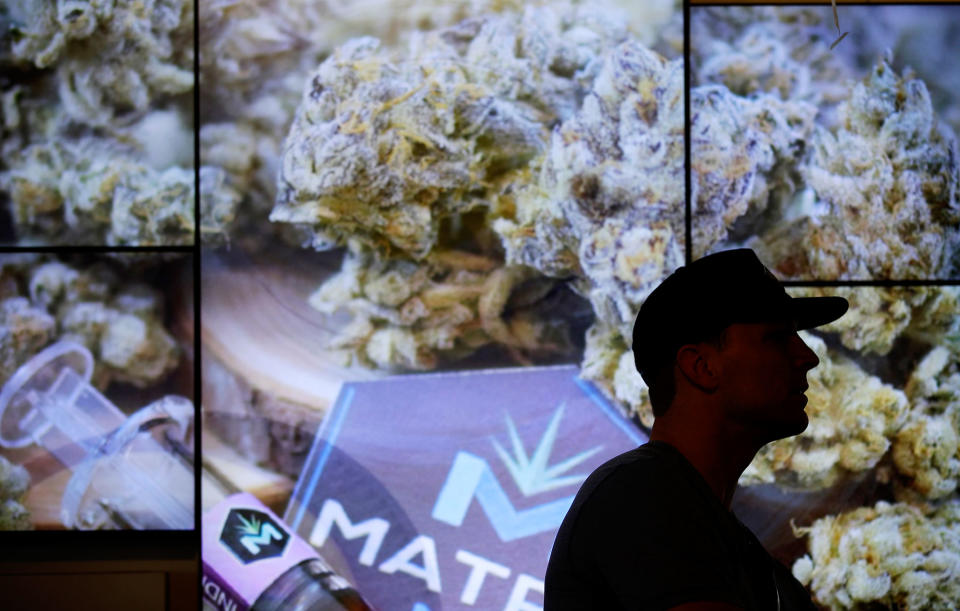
[[544, 441, 816, 610]]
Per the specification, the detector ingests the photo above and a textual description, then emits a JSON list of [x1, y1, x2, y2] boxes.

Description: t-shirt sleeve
[[569, 465, 746, 610]]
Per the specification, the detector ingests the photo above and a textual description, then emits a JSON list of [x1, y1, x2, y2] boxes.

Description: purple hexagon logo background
[[285, 365, 647, 610]]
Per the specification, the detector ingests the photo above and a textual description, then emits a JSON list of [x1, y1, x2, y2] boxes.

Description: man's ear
[[675, 343, 721, 392]]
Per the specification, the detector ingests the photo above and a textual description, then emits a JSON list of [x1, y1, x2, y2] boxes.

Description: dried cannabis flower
[[200, 0, 503, 124], [692, 8, 960, 280], [808, 6, 960, 136], [200, 0, 671, 123], [0, 258, 180, 389], [2, 135, 196, 246], [0, 296, 56, 383], [741, 332, 909, 489], [1, 0, 195, 246], [312, 245, 570, 370], [691, 7, 852, 109], [892, 332, 960, 500], [273, 4, 629, 257], [491, 38, 684, 424], [495, 40, 684, 333], [792, 500, 960, 610], [690, 85, 816, 259], [198, 165, 241, 245], [788, 286, 959, 356], [753, 57, 960, 280], [4, 0, 193, 125], [579, 321, 652, 425], [199, 0, 672, 244], [0, 455, 31, 530], [279, 3, 684, 372]]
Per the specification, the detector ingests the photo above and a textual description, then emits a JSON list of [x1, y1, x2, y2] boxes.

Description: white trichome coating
[[893, 324, 960, 501], [691, 7, 851, 110], [496, 40, 684, 333], [690, 85, 816, 260], [753, 59, 960, 280], [790, 286, 959, 356], [270, 1, 683, 371], [2, 131, 195, 246], [198, 0, 677, 243], [0, 0, 195, 245]]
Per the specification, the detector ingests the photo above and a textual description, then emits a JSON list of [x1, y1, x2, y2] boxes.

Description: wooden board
[[198, 249, 383, 414], [200, 430, 294, 514], [17, 445, 70, 530], [195, 248, 388, 512]]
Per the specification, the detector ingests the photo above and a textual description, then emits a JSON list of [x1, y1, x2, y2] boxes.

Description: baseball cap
[[632, 249, 848, 384]]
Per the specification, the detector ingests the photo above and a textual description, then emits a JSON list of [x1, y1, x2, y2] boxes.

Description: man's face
[[715, 320, 820, 440]]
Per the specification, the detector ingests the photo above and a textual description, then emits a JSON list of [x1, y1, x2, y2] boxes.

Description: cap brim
[[790, 296, 849, 330]]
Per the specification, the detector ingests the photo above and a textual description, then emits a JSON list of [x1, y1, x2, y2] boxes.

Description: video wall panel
[[3, 1, 957, 609], [0, 253, 195, 531], [690, 5, 960, 282], [0, 0, 195, 246]]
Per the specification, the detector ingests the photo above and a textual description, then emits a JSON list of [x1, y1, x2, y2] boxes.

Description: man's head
[[632, 249, 847, 429]]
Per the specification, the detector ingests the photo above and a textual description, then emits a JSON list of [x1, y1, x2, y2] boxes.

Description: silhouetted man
[[544, 249, 848, 610]]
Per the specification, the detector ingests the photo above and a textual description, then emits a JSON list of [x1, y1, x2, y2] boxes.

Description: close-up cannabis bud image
[[691, 6, 960, 282], [199, 0, 683, 458], [0, 0, 195, 245], [0, 254, 194, 530], [201, 0, 683, 369]]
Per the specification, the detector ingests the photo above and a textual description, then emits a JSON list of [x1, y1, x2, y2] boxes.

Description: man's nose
[[794, 335, 819, 371]]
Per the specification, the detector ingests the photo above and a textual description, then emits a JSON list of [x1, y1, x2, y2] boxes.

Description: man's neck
[[649, 419, 762, 509]]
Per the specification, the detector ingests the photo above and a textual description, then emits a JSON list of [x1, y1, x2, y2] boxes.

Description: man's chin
[[777, 410, 810, 439], [766, 409, 809, 441]]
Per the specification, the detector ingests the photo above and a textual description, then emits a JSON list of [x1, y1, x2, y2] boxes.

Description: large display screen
[[198, 0, 684, 498], [198, 2, 960, 610], [198, 1, 685, 608], [691, 4, 960, 281], [690, 6, 960, 610], [0, 253, 195, 531], [0, 0, 195, 246], [3, 0, 958, 609]]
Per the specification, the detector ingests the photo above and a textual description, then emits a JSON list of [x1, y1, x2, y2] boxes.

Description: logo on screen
[[432, 403, 601, 541], [220, 507, 290, 563], [292, 366, 646, 609]]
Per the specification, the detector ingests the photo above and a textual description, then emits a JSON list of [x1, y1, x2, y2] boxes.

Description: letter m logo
[[239, 522, 284, 555], [431, 451, 575, 542], [431, 405, 600, 541]]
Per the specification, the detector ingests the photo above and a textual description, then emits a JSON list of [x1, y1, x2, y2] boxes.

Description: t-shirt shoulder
[[560, 446, 747, 609], [574, 445, 713, 525]]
